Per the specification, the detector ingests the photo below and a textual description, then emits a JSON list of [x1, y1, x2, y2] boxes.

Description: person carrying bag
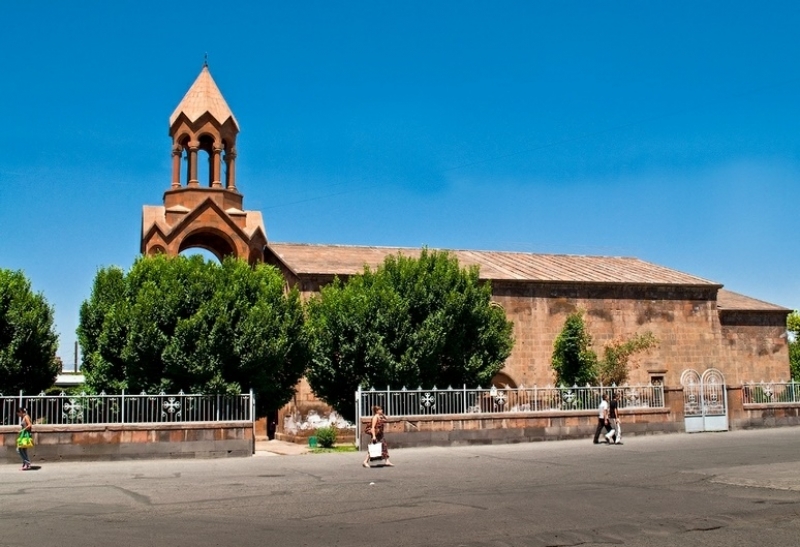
[[362, 405, 394, 468], [16, 407, 33, 470]]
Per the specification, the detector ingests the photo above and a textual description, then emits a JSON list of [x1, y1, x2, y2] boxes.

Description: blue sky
[[1, 2, 798, 363]]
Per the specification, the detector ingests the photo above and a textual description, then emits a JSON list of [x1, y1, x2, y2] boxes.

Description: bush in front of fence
[[314, 425, 338, 448]]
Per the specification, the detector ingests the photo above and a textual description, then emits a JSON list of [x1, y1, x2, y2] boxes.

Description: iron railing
[[356, 383, 664, 420], [1, 390, 254, 426], [742, 381, 800, 406]]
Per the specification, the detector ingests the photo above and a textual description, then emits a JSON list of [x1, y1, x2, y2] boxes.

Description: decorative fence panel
[[1, 390, 254, 426], [742, 381, 800, 406], [357, 384, 664, 420]]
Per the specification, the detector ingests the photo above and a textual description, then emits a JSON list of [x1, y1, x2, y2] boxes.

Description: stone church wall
[[719, 311, 791, 383], [493, 282, 730, 387]]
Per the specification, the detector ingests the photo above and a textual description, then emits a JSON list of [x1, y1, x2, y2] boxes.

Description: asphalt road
[[2, 428, 799, 547]]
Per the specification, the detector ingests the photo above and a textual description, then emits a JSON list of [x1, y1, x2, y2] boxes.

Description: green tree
[[305, 249, 514, 420], [789, 311, 800, 381], [0, 269, 60, 394], [597, 332, 658, 385], [78, 255, 308, 415], [551, 311, 598, 386]]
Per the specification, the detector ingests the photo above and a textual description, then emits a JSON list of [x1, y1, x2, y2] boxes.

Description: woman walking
[[362, 405, 394, 468], [16, 408, 33, 470]]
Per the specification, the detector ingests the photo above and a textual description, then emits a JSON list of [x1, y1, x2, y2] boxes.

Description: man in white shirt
[[592, 394, 615, 444]]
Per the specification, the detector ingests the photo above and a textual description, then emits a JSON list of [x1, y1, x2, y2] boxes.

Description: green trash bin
[[308, 436, 318, 448]]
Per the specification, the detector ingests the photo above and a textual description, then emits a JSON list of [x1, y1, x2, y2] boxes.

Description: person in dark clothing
[[592, 394, 615, 444]]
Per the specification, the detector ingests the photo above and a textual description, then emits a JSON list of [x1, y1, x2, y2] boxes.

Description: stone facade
[[492, 282, 729, 387], [719, 311, 791, 382]]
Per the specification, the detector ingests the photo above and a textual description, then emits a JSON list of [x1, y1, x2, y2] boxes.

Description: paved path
[[255, 439, 311, 456], [2, 428, 800, 547]]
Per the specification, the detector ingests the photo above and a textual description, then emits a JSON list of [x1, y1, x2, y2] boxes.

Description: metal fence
[[742, 381, 800, 406], [356, 383, 665, 420], [1, 390, 254, 426]]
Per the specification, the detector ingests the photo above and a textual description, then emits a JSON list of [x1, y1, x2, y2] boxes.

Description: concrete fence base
[[359, 407, 681, 450], [2, 422, 254, 463]]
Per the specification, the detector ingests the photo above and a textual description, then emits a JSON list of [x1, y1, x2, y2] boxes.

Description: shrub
[[315, 425, 338, 448], [598, 332, 658, 385], [551, 311, 598, 386]]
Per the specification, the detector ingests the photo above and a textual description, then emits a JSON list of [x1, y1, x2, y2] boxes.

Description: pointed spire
[[169, 65, 239, 130]]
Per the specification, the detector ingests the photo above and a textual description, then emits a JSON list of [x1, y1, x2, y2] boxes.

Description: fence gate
[[681, 368, 728, 433]]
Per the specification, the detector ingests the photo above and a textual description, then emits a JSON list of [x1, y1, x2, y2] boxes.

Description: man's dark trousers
[[593, 418, 613, 443]]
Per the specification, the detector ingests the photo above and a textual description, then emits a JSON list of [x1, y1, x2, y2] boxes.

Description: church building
[[142, 66, 792, 427]]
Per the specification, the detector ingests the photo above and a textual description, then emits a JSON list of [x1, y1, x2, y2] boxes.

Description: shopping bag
[[367, 441, 382, 459], [17, 430, 34, 449]]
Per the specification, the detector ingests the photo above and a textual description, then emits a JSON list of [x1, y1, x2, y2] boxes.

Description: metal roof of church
[[716, 289, 790, 312], [266, 242, 722, 286], [169, 66, 239, 130]]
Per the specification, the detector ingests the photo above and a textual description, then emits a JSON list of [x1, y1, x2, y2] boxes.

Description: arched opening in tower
[[221, 139, 230, 188], [198, 135, 214, 187], [179, 135, 191, 185], [179, 231, 236, 262]]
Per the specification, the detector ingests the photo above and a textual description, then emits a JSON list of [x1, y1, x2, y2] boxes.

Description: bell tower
[[141, 63, 267, 264]]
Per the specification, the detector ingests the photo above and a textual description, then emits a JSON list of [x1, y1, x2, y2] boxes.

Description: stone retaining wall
[[1, 422, 254, 463], [727, 385, 800, 430], [355, 385, 800, 449], [359, 387, 685, 449], [360, 407, 679, 449]]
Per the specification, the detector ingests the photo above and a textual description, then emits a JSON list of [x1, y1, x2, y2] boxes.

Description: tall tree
[[788, 311, 799, 381], [551, 311, 598, 386], [305, 249, 515, 420], [78, 255, 308, 415], [0, 269, 60, 394]]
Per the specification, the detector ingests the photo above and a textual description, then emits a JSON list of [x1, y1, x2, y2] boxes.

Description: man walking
[[593, 394, 615, 444]]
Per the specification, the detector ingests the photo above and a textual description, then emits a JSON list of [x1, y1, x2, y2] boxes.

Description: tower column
[[211, 146, 223, 188], [171, 146, 182, 188], [226, 149, 237, 191], [188, 144, 199, 187]]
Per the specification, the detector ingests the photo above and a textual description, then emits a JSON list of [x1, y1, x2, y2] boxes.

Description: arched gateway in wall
[[141, 63, 267, 263]]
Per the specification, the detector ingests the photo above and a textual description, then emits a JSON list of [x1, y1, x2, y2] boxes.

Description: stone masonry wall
[[719, 311, 790, 383], [493, 282, 744, 387], [726, 385, 800, 430], [359, 387, 685, 449], [1, 422, 253, 463]]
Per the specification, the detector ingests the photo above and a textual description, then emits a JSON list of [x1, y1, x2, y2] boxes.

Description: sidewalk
[[255, 439, 310, 456]]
